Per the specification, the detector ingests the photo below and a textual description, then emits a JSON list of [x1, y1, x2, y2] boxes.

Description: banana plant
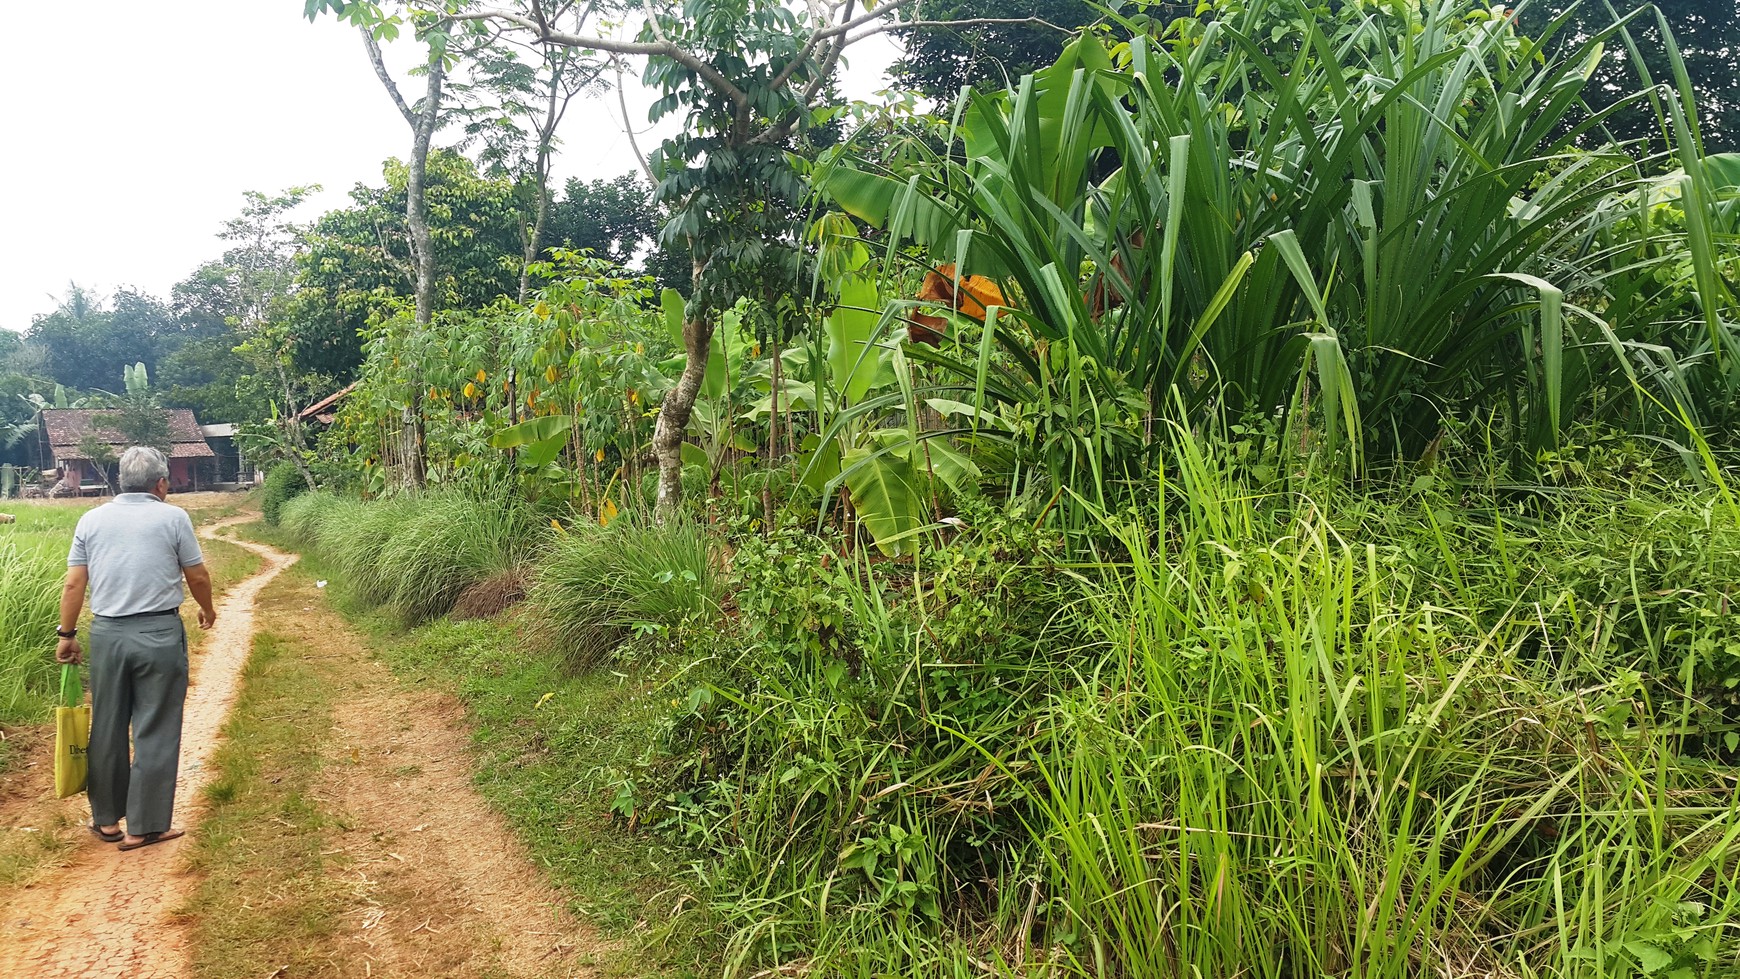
[[797, 244, 981, 556]]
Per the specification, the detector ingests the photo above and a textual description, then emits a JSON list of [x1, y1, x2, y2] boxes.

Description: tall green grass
[[530, 515, 723, 664], [269, 458, 1740, 978], [278, 488, 544, 624], [1009, 429, 1740, 978], [661, 438, 1740, 978], [0, 505, 81, 723]]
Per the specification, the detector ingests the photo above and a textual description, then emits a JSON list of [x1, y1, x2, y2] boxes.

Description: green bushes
[[274, 459, 1740, 977], [632, 442, 1740, 976], [1004, 441, 1740, 979], [260, 465, 308, 526], [531, 515, 721, 664]]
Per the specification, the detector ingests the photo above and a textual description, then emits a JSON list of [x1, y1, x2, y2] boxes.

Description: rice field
[[0, 503, 82, 724]]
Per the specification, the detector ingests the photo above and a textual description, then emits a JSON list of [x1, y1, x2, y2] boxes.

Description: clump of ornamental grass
[[320, 495, 419, 606], [374, 489, 544, 624], [531, 513, 721, 665], [276, 491, 327, 544]]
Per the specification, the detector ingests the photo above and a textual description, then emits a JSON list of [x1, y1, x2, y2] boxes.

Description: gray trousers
[[88, 614, 188, 835]]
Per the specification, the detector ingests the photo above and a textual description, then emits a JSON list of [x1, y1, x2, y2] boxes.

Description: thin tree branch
[[614, 56, 658, 186], [451, 8, 754, 112], [846, 16, 1071, 45], [808, 0, 924, 42], [361, 27, 418, 129]]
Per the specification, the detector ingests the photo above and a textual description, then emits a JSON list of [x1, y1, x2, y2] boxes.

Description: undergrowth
[[275, 442, 1740, 978]]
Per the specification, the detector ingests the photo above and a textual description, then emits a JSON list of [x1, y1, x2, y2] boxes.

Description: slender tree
[[442, 0, 976, 515], [463, 4, 614, 301]]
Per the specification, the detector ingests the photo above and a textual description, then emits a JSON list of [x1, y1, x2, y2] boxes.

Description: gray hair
[[118, 446, 170, 493]]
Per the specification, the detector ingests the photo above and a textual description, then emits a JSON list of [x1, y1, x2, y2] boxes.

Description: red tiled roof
[[39, 408, 216, 462]]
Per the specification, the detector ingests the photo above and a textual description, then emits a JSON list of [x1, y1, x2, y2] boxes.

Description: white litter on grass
[[316, 580, 328, 589]]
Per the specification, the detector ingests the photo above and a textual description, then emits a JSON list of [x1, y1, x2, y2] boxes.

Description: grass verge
[[181, 615, 347, 978]]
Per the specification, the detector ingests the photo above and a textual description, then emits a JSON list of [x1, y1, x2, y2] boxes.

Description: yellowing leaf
[[545, 364, 559, 384], [550, 518, 565, 533], [628, 389, 640, 405], [475, 369, 487, 383], [534, 301, 551, 318], [534, 691, 556, 709], [594, 448, 606, 462], [463, 382, 477, 398], [599, 498, 619, 527]]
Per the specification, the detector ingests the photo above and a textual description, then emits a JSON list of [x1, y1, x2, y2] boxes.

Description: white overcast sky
[[0, 2, 901, 333]]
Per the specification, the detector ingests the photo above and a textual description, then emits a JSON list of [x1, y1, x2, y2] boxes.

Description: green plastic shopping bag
[[54, 664, 89, 799]]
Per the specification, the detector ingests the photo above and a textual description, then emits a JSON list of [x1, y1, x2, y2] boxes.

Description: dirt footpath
[[0, 517, 606, 978], [0, 514, 293, 979], [255, 570, 607, 978]]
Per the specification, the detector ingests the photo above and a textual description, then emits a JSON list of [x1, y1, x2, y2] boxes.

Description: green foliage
[[109, 362, 171, 451], [890, 0, 1100, 105], [545, 173, 675, 278], [286, 150, 524, 377], [821, 1, 1740, 536], [260, 464, 308, 526], [334, 252, 673, 508], [645, 440, 1740, 976], [23, 286, 170, 394], [0, 506, 74, 724], [1516, 0, 1740, 154], [530, 515, 721, 665]]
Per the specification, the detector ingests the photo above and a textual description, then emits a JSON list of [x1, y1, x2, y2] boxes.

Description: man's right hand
[[55, 638, 82, 665]]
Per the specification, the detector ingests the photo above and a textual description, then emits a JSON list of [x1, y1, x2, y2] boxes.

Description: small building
[[199, 423, 251, 486], [38, 408, 217, 494], [299, 380, 359, 428]]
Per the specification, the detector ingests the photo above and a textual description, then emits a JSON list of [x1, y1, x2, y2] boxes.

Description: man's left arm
[[184, 563, 216, 630], [56, 566, 87, 665]]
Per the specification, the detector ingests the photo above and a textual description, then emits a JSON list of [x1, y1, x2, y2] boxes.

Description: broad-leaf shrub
[[666, 516, 1081, 965], [260, 464, 307, 526]]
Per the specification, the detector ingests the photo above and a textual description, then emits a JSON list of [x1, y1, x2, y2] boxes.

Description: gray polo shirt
[[67, 493, 205, 617]]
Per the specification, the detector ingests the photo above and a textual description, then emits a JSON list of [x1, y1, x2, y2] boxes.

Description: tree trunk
[[363, 27, 444, 489], [653, 260, 712, 518], [517, 155, 551, 304], [518, 68, 562, 305]]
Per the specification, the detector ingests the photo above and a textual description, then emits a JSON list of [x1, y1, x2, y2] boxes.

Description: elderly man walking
[[54, 446, 217, 851]]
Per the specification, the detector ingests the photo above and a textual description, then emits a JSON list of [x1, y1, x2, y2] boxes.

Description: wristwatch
[[56, 628, 76, 639]]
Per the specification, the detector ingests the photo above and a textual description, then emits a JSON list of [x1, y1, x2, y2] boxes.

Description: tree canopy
[[889, 0, 1095, 105], [1517, 0, 1738, 154]]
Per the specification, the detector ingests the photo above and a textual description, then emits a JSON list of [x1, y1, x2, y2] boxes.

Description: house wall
[[169, 458, 196, 492]]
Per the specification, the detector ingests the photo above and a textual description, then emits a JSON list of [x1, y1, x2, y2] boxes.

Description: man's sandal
[[89, 824, 123, 843], [117, 829, 184, 851]]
